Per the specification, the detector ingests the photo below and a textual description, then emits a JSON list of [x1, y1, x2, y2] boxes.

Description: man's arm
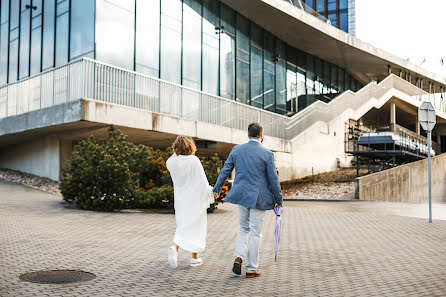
[[212, 151, 235, 194], [265, 151, 283, 206]]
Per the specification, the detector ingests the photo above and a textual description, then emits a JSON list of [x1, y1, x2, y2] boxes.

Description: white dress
[[166, 154, 214, 253]]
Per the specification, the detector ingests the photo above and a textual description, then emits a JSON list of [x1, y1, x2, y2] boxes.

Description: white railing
[[0, 58, 439, 141]]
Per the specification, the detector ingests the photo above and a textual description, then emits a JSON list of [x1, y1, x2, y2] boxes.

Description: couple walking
[[166, 123, 283, 277]]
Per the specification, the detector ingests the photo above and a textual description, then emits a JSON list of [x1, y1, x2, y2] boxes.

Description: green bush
[[60, 126, 227, 212]]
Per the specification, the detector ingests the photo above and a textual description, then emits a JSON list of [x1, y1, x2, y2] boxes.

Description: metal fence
[[0, 58, 437, 141]]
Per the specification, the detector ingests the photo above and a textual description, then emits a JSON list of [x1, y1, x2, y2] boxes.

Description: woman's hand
[[213, 192, 219, 199]]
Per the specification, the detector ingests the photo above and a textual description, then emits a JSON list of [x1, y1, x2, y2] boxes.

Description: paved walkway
[[1, 180, 446, 296]]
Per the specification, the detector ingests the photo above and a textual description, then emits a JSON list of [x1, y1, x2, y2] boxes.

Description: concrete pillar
[[408, 73, 412, 84], [399, 70, 402, 78], [387, 64, 392, 75], [416, 115, 421, 135], [390, 102, 396, 131]]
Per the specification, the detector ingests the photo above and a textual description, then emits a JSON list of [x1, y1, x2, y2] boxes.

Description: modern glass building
[[0, 0, 362, 116], [300, 0, 354, 34]]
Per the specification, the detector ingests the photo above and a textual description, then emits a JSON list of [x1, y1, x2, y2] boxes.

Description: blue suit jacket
[[213, 140, 283, 210]]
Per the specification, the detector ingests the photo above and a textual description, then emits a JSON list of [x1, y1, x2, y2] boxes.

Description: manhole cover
[[19, 270, 96, 284]]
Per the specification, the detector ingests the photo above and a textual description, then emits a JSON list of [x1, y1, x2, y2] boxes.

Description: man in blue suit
[[213, 123, 283, 278]]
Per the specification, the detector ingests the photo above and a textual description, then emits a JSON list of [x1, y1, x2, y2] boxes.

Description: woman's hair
[[172, 135, 197, 156]]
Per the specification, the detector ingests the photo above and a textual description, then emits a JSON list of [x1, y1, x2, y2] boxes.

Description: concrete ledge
[[0, 100, 83, 137]]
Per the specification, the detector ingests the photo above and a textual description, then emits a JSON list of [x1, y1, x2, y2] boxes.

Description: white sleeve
[[194, 157, 214, 205]]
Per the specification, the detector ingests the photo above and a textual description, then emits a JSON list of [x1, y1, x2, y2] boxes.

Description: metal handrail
[[0, 58, 438, 141]]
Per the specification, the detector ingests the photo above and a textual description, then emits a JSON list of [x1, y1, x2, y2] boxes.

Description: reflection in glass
[[160, 0, 182, 84], [42, 0, 55, 70], [0, 0, 10, 84], [19, 0, 31, 79], [250, 23, 263, 108], [136, 0, 160, 77], [330, 64, 338, 97], [305, 54, 315, 108], [70, 0, 94, 60], [30, 0, 42, 75], [96, 0, 135, 69], [275, 40, 286, 114], [340, 11, 348, 32], [286, 65, 297, 113], [263, 32, 275, 112], [202, 0, 219, 95], [338, 68, 345, 92], [220, 5, 235, 100], [183, 0, 202, 90], [55, 1, 69, 67], [9, 0, 20, 82], [345, 73, 351, 91], [236, 14, 249, 103]]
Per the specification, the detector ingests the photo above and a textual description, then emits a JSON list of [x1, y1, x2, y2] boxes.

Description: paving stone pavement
[[1, 179, 446, 297]]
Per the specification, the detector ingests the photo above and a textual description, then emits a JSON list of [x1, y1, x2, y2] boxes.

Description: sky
[[355, 0, 446, 78]]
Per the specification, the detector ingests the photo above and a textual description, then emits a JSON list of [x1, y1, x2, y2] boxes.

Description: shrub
[[60, 126, 227, 212]]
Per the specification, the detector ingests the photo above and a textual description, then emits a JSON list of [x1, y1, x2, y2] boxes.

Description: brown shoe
[[232, 257, 242, 275], [246, 270, 261, 278]]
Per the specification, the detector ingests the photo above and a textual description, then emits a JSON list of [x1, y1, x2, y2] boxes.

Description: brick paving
[[1, 179, 446, 296]]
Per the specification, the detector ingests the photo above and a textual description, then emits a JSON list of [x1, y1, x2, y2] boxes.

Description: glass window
[[30, 0, 43, 75], [275, 39, 286, 114], [55, 0, 69, 67], [286, 63, 297, 113], [19, 0, 31, 79], [135, 0, 160, 77], [263, 32, 275, 112], [250, 23, 262, 108], [160, 0, 182, 84], [339, 11, 348, 32], [338, 67, 345, 92], [316, 0, 324, 13], [202, 0, 219, 95], [305, 54, 315, 107], [96, 0, 135, 70], [304, 0, 313, 9], [314, 57, 323, 97], [297, 69, 306, 111], [330, 64, 337, 96], [9, 0, 20, 82], [220, 4, 235, 100], [327, 13, 337, 27], [327, 0, 336, 11], [183, 0, 202, 90], [70, 0, 95, 60], [235, 14, 249, 104], [351, 77, 357, 92], [0, 0, 10, 84], [345, 73, 351, 91], [340, 0, 348, 10], [42, 0, 55, 70], [323, 61, 330, 97]]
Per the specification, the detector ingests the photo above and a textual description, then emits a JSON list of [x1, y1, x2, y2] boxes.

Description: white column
[[390, 102, 396, 131]]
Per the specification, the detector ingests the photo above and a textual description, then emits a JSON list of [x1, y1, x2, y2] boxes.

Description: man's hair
[[248, 123, 263, 138], [172, 135, 197, 156]]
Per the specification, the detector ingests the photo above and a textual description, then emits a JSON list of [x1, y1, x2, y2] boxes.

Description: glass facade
[[300, 0, 350, 33], [0, 0, 361, 116]]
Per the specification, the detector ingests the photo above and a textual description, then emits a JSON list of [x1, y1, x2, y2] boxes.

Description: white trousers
[[234, 205, 266, 272]]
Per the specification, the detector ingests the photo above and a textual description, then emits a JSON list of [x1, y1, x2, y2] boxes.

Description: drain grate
[[19, 270, 96, 284]]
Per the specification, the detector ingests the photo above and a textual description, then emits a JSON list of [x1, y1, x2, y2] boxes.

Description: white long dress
[[166, 154, 214, 253]]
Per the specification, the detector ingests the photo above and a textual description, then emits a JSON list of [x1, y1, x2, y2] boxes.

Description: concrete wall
[[358, 153, 446, 203], [0, 136, 61, 181]]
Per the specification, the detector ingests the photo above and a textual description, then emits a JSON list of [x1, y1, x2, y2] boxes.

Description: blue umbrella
[[274, 207, 283, 262]]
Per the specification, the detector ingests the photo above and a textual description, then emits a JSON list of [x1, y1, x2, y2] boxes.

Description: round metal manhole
[[19, 270, 96, 284]]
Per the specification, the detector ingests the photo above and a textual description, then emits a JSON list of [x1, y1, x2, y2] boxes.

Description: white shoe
[[189, 258, 203, 267], [168, 246, 178, 268]]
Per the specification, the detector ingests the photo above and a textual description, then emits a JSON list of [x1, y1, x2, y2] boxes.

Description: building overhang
[[221, 0, 446, 92]]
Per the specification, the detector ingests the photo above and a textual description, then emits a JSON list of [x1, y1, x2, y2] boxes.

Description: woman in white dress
[[166, 136, 215, 268]]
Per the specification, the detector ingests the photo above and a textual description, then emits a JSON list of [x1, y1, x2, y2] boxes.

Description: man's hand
[[213, 192, 219, 199], [275, 204, 283, 208]]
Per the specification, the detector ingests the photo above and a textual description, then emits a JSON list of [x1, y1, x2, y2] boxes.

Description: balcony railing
[[0, 58, 441, 141], [0, 58, 288, 139]]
